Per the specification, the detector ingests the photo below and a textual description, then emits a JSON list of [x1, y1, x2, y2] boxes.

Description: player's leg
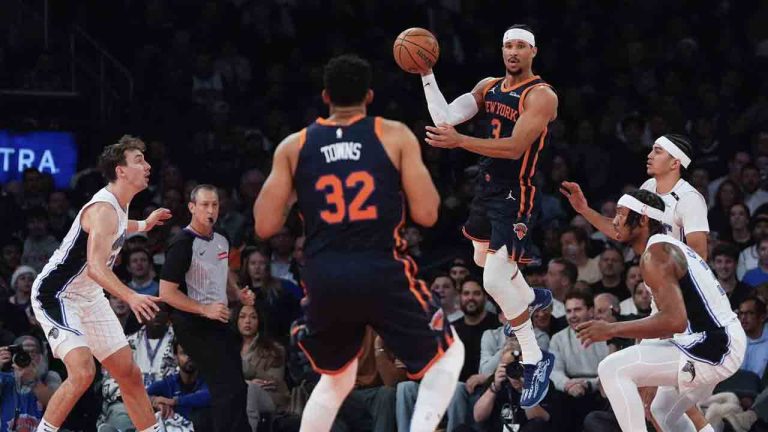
[[472, 240, 489, 267], [649, 385, 714, 432], [101, 346, 158, 431], [597, 341, 682, 432], [38, 347, 96, 429], [462, 194, 492, 268], [300, 359, 359, 432]]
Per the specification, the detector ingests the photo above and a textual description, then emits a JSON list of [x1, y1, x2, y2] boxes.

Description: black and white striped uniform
[[31, 187, 129, 361]]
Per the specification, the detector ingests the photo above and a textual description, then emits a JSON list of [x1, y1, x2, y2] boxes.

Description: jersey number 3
[[315, 171, 378, 224]]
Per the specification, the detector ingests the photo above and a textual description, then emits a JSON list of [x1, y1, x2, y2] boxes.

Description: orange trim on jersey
[[481, 77, 505, 99], [374, 116, 384, 141], [500, 75, 541, 93], [517, 146, 532, 218], [407, 345, 446, 380], [297, 128, 307, 150], [298, 339, 365, 376], [518, 83, 552, 114], [525, 128, 547, 216], [462, 226, 490, 243], [315, 114, 366, 126], [486, 248, 534, 264], [392, 210, 429, 310]]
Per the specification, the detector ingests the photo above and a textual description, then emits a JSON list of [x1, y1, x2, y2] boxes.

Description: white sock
[[510, 320, 542, 365], [300, 359, 358, 432], [139, 423, 161, 432], [698, 424, 715, 432], [410, 332, 465, 432], [36, 420, 59, 432]]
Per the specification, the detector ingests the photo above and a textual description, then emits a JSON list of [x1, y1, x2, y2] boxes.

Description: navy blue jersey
[[295, 116, 404, 258], [478, 76, 553, 216]]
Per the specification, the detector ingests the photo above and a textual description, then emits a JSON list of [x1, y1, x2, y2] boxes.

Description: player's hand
[[239, 286, 255, 306], [559, 181, 589, 214], [465, 373, 487, 393], [425, 124, 463, 149], [0, 347, 10, 368], [128, 293, 162, 323], [144, 208, 172, 231], [575, 320, 615, 348], [201, 303, 230, 323], [639, 387, 657, 419]]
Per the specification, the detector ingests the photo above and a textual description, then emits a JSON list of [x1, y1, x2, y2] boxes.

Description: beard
[[461, 301, 482, 317]]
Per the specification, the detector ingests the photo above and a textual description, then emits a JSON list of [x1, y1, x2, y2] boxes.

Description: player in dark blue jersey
[[414, 24, 558, 408], [254, 55, 465, 432]]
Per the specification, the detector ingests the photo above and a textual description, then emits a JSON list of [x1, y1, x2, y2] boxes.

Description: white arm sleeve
[[421, 73, 479, 126]]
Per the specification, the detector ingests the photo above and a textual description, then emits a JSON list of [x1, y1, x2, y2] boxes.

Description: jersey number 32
[[315, 171, 378, 224]]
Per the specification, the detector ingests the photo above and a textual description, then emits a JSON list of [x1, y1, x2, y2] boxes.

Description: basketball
[[393, 28, 440, 74]]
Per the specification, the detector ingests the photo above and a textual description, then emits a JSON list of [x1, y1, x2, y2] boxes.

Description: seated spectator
[[236, 304, 296, 430], [738, 297, 768, 379], [3, 266, 35, 336], [721, 203, 754, 251], [742, 164, 768, 214], [332, 326, 397, 432], [20, 207, 59, 272], [147, 340, 212, 431], [126, 248, 159, 296], [532, 304, 567, 338], [0, 335, 61, 431], [98, 305, 176, 431], [107, 293, 141, 335], [744, 237, 768, 288], [709, 179, 743, 236], [560, 227, 601, 284], [712, 243, 754, 310], [545, 258, 578, 319], [737, 214, 768, 280], [240, 247, 301, 345], [46, 190, 75, 241], [448, 258, 471, 286], [594, 293, 634, 352], [0, 237, 23, 296], [620, 280, 652, 317], [473, 336, 552, 432], [590, 247, 630, 300], [269, 227, 298, 283], [549, 291, 609, 432], [430, 272, 463, 322]]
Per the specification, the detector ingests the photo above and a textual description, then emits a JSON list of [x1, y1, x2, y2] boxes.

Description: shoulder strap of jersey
[[519, 82, 553, 114], [481, 77, 504, 98]]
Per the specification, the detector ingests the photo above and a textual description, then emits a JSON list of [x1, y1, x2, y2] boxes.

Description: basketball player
[[31, 136, 171, 432], [561, 134, 709, 259], [575, 190, 745, 432], [416, 24, 557, 407], [254, 54, 465, 432]]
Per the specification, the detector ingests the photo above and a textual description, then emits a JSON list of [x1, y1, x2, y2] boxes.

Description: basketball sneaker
[[520, 351, 555, 409]]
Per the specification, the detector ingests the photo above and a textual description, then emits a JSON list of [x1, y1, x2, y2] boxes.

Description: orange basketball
[[393, 28, 440, 74]]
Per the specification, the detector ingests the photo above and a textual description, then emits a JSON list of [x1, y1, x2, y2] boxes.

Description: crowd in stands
[[2, 0, 768, 431]]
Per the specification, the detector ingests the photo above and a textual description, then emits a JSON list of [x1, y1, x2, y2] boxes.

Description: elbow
[[86, 263, 102, 282], [410, 206, 438, 228], [667, 316, 688, 334], [254, 221, 278, 241]]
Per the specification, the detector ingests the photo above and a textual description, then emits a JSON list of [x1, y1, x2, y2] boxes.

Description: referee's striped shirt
[[161, 228, 229, 305]]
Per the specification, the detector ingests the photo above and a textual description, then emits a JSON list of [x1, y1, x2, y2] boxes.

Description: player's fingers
[[558, 187, 570, 197]]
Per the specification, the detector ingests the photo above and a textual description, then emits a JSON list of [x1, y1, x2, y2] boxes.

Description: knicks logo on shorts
[[513, 223, 528, 240], [429, 309, 445, 331]]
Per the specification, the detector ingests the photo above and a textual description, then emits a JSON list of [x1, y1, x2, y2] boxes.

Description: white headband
[[503, 29, 535, 47], [617, 194, 665, 222], [655, 136, 691, 169]]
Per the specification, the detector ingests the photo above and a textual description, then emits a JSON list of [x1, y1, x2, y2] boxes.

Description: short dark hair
[[430, 272, 456, 289], [549, 257, 578, 284], [323, 55, 372, 106], [172, 338, 181, 355], [729, 202, 751, 219], [661, 134, 693, 171], [740, 296, 766, 316], [507, 24, 535, 34], [565, 290, 594, 309], [742, 163, 760, 176], [127, 247, 151, 262], [99, 135, 146, 182], [460, 276, 485, 293], [711, 243, 740, 261], [624, 189, 666, 236], [189, 184, 218, 203], [561, 227, 589, 246]]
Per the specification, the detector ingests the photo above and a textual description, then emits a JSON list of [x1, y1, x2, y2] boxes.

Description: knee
[[650, 398, 667, 424], [67, 360, 96, 392], [111, 362, 142, 387], [597, 357, 615, 384], [472, 241, 488, 267]]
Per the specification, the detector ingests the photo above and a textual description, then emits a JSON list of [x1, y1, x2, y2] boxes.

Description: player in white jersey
[[561, 133, 709, 259], [31, 136, 171, 432], [575, 190, 746, 432]]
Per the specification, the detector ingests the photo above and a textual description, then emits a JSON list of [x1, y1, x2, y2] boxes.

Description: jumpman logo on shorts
[[506, 190, 516, 200]]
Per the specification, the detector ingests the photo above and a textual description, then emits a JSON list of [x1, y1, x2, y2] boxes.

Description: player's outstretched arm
[[426, 85, 557, 159], [576, 243, 688, 346], [127, 207, 172, 233], [83, 203, 160, 322], [254, 132, 299, 239], [420, 70, 489, 126], [391, 120, 440, 227], [559, 181, 620, 241]]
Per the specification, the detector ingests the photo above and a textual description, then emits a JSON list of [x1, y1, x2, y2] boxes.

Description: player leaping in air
[[416, 24, 558, 408]]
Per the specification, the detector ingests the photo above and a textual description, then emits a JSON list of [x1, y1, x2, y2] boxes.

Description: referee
[[159, 184, 253, 432]]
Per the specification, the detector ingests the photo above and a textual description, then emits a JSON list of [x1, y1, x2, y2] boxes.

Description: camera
[[505, 350, 524, 381], [6, 344, 32, 368]]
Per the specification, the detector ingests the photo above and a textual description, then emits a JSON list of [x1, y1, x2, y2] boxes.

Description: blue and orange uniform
[[463, 75, 554, 263], [294, 114, 451, 377]]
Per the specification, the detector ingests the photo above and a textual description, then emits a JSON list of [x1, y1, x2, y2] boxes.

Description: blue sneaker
[[503, 288, 553, 336], [520, 351, 555, 408]]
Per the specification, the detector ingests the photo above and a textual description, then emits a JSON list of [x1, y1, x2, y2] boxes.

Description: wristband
[[137, 220, 148, 232]]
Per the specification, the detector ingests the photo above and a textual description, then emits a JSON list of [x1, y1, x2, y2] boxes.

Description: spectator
[[452, 277, 501, 383], [7, 265, 35, 315], [709, 180, 744, 237], [268, 227, 297, 283], [742, 164, 768, 214], [473, 336, 552, 432], [147, 340, 212, 431], [549, 291, 609, 432], [532, 304, 567, 338], [0, 335, 61, 431], [448, 258, 470, 286], [712, 243, 754, 310], [430, 273, 463, 322], [708, 152, 751, 205], [0, 237, 22, 295], [480, 313, 550, 377], [721, 203, 754, 251], [107, 293, 140, 335], [743, 238, 768, 288], [215, 187, 246, 247], [126, 248, 159, 296], [544, 258, 578, 319], [619, 280, 652, 317], [20, 207, 59, 272], [560, 227, 601, 284], [239, 247, 301, 345], [737, 214, 768, 279], [590, 248, 629, 300], [594, 293, 634, 352], [737, 297, 768, 379], [46, 190, 74, 241]]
